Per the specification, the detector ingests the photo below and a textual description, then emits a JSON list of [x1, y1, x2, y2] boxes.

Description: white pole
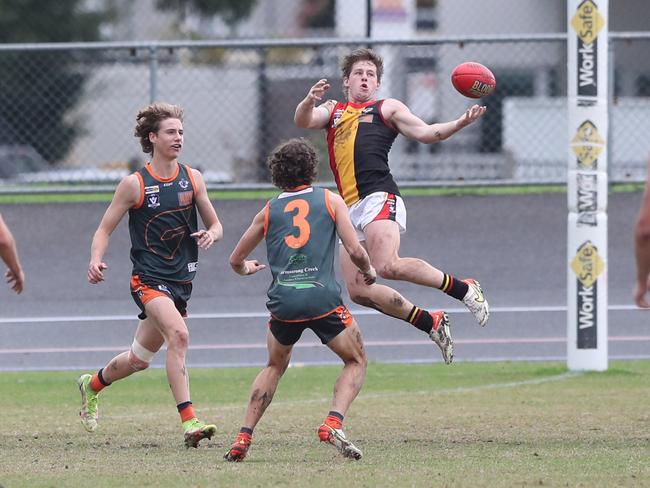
[[567, 0, 609, 371]]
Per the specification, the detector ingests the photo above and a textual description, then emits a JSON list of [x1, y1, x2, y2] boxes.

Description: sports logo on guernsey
[[359, 106, 374, 123], [178, 191, 193, 206], [144, 185, 159, 194], [147, 194, 160, 208], [337, 307, 349, 322], [332, 108, 345, 128], [289, 253, 307, 265], [277, 253, 323, 289], [179, 178, 189, 190]]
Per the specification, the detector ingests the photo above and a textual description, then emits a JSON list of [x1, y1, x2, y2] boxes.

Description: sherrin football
[[451, 62, 496, 99]]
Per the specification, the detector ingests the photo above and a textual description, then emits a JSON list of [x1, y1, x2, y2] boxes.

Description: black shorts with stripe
[[269, 306, 353, 346], [130, 274, 192, 319]]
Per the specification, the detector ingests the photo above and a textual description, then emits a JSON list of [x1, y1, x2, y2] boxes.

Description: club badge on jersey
[[147, 194, 160, 208]]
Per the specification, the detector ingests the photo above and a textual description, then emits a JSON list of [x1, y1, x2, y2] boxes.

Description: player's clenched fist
[[88, 262, 107, 284]]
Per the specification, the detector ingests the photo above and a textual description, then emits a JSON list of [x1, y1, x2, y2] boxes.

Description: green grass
[[1, 361, 648, 487], [0, 182, 645, 204]]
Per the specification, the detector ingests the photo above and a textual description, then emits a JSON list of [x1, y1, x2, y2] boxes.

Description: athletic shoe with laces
[[317, 423, 363, 460], [183, 418, 217, 448], [224, 432, 252, 462], [462, 278, 489, 327], [77, 373, 99, 432], [428, 311, 453, 365]]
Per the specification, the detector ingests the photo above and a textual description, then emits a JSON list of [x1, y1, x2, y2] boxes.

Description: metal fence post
[[257, 47, 269, 181], [149, 45, 158, 103]]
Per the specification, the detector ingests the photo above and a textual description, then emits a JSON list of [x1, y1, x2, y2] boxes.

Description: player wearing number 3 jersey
[[225, 138, 376, 462], [265, 186, 344, 322]]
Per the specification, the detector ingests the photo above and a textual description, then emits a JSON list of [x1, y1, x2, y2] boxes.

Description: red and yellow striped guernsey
[[326, 99, 400, 206]]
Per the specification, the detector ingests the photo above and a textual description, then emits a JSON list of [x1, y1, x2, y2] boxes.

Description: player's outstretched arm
[[88, 175, 139, 284], [190, 168, 223, 250], [229, 207, 267, 276], [384, 98, 486, 144], [634, 158, 650, 308], [0, 213, 24, 294], [294, 79, 335, 130], [327, 190, 376, 285]]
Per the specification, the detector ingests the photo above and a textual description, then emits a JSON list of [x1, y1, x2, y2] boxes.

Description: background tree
[[156, 0, 257, 35], [0, 0, 110, 166]]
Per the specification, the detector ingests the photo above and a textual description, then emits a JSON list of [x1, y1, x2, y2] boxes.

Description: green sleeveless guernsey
[[265, 186, 342, 321], [129, 163, 198, 283]]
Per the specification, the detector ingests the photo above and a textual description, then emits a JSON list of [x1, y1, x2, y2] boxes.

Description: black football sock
[[407, 306, 434, 333], [439, 273, 469, 300]]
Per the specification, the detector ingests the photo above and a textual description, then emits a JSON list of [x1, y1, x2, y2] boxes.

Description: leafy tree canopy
[[0, 0, 107, 43], [156, 0, 257, 26], [0, 1, 111, 167]]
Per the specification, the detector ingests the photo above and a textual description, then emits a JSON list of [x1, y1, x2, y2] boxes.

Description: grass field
[[1, 361, 648, 487]]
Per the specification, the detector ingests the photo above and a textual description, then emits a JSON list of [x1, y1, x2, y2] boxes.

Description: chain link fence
[[0, 32, 649, 187]]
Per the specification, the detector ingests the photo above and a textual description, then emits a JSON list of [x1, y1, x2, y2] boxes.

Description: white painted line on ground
[[1, 335, 648, 355], [0, 303, 643, 325], [360, 371, 585, 399], [3, 354, 649, 372]]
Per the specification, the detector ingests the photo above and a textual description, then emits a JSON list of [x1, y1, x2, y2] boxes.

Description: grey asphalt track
[[0, 191, 648, 371]]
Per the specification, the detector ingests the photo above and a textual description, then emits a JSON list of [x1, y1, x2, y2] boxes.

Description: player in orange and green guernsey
[[225, 138, 376, 461], [295, 48, 490, 364], [78, 102, 223, 448]]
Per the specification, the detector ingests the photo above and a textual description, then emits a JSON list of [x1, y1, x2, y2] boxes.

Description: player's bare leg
[[241, 331, 293, 429], [363, 220, 445, 286], [362, 220, 489, 327], [101, 318, 165, 383], [77, 318, 164, 433], [325, 321, 366, 415], [143, 297, 192, 404], [317, 321, 366, 460], [339, 244, 414, 319], [145, 296, 216, 448], [340, 245, 453, 362], [225, 331, 293, 461]]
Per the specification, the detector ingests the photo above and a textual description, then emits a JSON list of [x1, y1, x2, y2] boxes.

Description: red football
[[451, 62, 496, 99]]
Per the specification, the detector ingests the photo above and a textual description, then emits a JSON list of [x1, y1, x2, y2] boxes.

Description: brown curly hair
[[268, 138, 318, 190], [134, 102, 184, 155], [341, 48, 384, 83]]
